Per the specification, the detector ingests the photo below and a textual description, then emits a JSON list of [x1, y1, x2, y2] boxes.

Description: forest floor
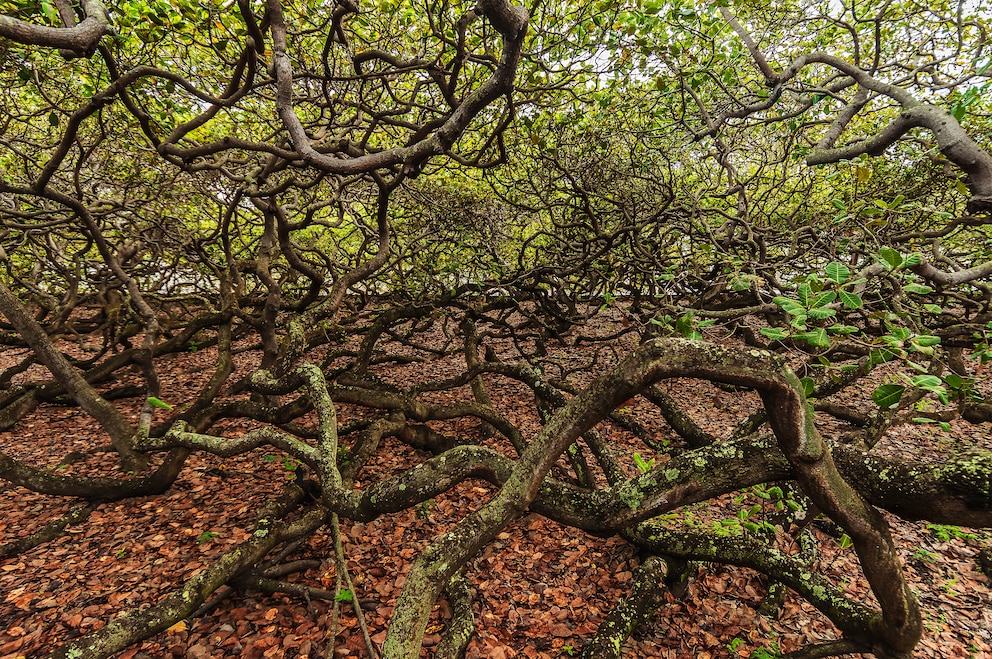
[[0, 317, 991, 659]]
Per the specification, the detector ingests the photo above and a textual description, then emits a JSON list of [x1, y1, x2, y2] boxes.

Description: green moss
[[617, 482, 645, 509]]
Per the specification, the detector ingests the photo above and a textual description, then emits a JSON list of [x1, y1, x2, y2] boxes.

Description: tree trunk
[[0, 279, 144, 470]]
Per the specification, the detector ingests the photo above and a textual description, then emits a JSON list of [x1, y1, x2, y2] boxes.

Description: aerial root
[[435, 571, 476, 659], [578, 554, 671, 659]]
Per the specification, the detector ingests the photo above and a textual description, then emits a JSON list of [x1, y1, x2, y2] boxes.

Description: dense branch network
[[0, 1, 990, 658]]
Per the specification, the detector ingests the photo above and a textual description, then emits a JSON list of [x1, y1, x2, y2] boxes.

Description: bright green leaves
[[837, 289, 863, 310], [675, 312, 703, 340], [39, 0, 58, 25], [878, 246, 903, 269], [873, 325, 941, 363], [633, 452, 655, 473], [793, 328, 830, 349], [877, 248, 924, 272], [949, 86, 981, 122], [824, 262, 850, 285], [764, 262, 865, 349], [903, 283, 934, 295], [147, 396, 173, 410], [830, 191, 919, 228], [872, 384, 905, 409], [116, 0, 186, 43], [730, 274, 760, 291], [760, 327, 788, 341], [772, 296, 805, 320], [808, 292, 837, 317], [872, 370, 951, 412], [907, 376, 947, 405], [973, 321, 992, 365], [648, 311, 714, 341]]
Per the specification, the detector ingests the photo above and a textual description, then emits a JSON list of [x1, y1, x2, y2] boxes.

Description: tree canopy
[[1, 1, 991, 657]]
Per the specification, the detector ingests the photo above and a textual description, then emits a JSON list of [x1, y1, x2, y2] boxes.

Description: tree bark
[[0, 280, 143, 470]]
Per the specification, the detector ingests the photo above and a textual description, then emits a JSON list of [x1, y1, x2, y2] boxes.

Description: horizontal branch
[[0, 0, 109, 56]]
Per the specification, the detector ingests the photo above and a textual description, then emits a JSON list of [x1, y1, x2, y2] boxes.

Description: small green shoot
[[197, 530, 218, 544], [415, 500, 438, 520], [633, 452, 655, 473], [926, 524, 977, 543]]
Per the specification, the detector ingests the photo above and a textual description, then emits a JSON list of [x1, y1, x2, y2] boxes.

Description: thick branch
[[0, 0, 109, 57]]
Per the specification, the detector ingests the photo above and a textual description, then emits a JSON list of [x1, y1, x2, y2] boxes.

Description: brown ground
[[0, 322, 990, 659]]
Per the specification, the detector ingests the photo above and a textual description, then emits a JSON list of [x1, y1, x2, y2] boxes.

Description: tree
[[0, 1, 990, 658]]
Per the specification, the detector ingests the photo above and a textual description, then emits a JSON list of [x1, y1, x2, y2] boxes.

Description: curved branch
[[383, 339, 921, 658], [265, 0, 528, 176], [0, 0, 109, 57]]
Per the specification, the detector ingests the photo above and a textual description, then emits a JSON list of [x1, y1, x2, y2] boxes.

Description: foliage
[[0, 0, 990, 658]]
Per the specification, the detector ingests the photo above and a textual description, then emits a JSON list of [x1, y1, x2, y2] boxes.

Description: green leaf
[[889, 327, 912, 341], [903, 253, 922, 266], [797, 283, 812, 306], [903, 283, 933, 295], [923, 304, 943, 314], [48, 112, 60, 127], [147, 396, 173, 410], [633, 452, 655, 473], [730, 276, 751, 291], [825, 262, 850, 285], [760, 327, 789, 341], [335, 589, 354, 603], [878, 247, 903, 269], [41, 0, 59, 23], [811, 291, 837, 307], [838, 290, 863, 309], [827, 324, 859, 335], [799, 377, 815, 397], [807, 307, 836, 319], [943, 373, 964, 390], [197, 530, 218, 544], [773, 297, 805, 316], [911, 374, 942, 388], [795, 328, 830, 349], [872, 384, 905, 409], [869, 348, 900, 365]]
